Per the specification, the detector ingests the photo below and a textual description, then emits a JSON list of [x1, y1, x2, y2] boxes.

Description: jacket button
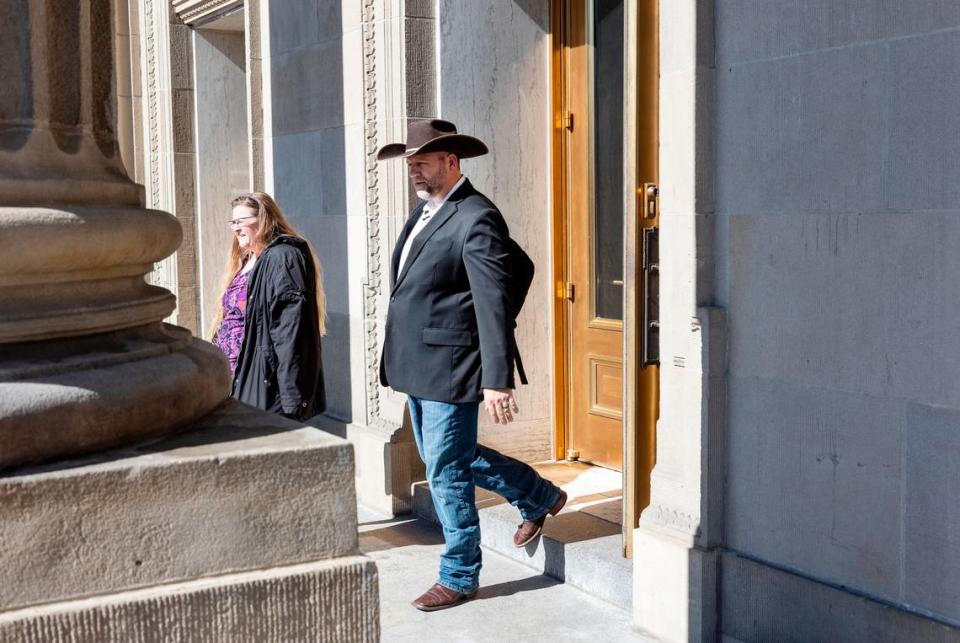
[[263, 378, 269, 384], [390, 296, 395, 302], [301, 402, 308, 407]]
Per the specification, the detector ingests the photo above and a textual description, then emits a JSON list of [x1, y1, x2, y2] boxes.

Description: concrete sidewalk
[[359, 506, 647, 642]]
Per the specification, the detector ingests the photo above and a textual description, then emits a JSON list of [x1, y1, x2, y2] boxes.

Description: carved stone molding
[[361, 0, 391, 432], [143, 0, 162, 208], [638, 502, 701, 540]]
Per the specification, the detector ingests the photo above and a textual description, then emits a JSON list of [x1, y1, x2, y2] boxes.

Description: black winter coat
[[232, 235, 326, 420]]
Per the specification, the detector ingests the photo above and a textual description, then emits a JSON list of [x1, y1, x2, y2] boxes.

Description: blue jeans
[[407, 396, 562, 594]]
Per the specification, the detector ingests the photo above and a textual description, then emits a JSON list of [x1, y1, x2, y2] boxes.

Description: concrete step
[[411, 465, 632, 611]]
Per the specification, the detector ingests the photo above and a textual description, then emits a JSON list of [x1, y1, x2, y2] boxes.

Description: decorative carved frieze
[[170, 0, 243, 26]]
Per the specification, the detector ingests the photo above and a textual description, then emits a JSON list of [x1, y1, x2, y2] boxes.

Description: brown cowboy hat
[[376, 119, 488, 161]]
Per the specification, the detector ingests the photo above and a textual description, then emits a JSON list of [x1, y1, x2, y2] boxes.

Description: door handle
[[642, 227, 659, 366]]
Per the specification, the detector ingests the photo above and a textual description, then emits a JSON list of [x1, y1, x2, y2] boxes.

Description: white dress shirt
[[397, 175, 467, 274]]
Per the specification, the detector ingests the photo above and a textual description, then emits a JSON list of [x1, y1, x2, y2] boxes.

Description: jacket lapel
[[392, 198, 459, 292], [392, 180, 475, 292], [391, 201, 427, 285]]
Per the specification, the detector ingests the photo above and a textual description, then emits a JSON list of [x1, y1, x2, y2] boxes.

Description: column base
[[0, 323, 230, 470], [343, 422, 424, 516], [0, 401, 379, 641], [633, 523, 718, 643]]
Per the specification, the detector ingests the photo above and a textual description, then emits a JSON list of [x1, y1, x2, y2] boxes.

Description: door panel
[[566, 0, 626, 471]]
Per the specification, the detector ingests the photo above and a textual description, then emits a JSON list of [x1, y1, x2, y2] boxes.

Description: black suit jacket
[[379, 179, 515, 403]]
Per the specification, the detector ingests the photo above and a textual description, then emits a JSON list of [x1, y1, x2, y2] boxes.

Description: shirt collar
[[423, 175, 466, 216]]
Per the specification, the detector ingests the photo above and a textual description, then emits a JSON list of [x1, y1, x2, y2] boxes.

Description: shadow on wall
[[513, 0, 550, 31], [267, 0, 351, 422], [0, 0, 33, 152]]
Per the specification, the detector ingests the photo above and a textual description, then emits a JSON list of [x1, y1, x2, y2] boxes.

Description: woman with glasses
[[211, 192, 327, 420]]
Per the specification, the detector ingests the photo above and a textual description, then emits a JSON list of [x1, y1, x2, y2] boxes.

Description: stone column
[[0, 4, 379, 640], [0, 0, 229, 469]]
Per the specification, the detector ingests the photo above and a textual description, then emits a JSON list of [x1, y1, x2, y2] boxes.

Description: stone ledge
[[0, 401, 358, 611], [0, 556, 379, 643]]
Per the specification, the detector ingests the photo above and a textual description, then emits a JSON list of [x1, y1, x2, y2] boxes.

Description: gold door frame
[[550, 1, 571, 463], [622, 0, 659, 558]]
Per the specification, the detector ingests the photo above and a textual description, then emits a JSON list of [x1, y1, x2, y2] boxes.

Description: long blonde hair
[[211, 192, 327, 338]]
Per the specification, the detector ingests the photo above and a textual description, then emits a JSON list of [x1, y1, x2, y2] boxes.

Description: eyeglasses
[[228, 215, 257, 228]]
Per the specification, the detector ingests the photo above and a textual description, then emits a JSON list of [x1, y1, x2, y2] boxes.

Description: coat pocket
[[421, 327, 473, 346]]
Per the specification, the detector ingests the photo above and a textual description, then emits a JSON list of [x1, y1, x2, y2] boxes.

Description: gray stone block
[[904, 403, 960, 623], [404, 18, 436, 118], [725, 376, 903, 599], [718, 42, 887, 215], [724, 211, 960, 408], [720, 552, 960, 643], [272, 128, 348, 222], [320, 311, 352, 422], [0, 401, 357, 611], [888, 29, 960, 211], [267, 0, 344, 56], [717, 0, 960, 66], [406, 0, 436, 19], [169, 24, 193, 91], [268, 39, 345, 136], [716, 1, 803, 66], [0, 557, 379, 642]]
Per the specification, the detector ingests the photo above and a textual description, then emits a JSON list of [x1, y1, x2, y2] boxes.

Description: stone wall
[[262, 0, 356, 421], [194, 29, 250, 336], [438, 0, 552, 461], [715, 1, 960, 629]]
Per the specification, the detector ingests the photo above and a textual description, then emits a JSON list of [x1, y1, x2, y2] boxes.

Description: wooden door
[[559, 0, 628, 471]]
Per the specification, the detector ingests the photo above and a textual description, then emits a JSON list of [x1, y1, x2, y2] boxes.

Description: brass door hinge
[[564, 282, 575, 302], [566, 449, 580, 461]]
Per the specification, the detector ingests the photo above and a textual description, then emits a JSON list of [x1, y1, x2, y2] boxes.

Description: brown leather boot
[[411, 582, 477, 612], [513, 488, 567, 547]]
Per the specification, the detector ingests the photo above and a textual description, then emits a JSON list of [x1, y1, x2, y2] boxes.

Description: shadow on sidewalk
[[474, 574, 562, 600], [360, 517, 445, 553]]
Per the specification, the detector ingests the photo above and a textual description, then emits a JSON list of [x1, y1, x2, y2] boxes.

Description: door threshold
[[530, 461, 623, 527]]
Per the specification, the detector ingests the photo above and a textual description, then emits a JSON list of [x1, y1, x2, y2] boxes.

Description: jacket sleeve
[[462, 208, 515, 389], [268, 247, 317, 415]]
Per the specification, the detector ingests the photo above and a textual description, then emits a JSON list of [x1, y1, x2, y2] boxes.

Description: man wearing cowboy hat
[[378, 119, 567, 611]]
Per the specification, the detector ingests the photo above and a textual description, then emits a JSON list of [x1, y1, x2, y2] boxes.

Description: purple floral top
[[213, 270, 250, 373]]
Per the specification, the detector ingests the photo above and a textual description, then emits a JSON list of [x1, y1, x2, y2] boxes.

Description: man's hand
[[483, 388, 519, 424]]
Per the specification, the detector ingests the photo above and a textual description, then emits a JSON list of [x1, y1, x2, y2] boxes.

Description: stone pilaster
[[632, 0, 723, 641], [349, 0, 435, 514], [0, 0, 227, 469]]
